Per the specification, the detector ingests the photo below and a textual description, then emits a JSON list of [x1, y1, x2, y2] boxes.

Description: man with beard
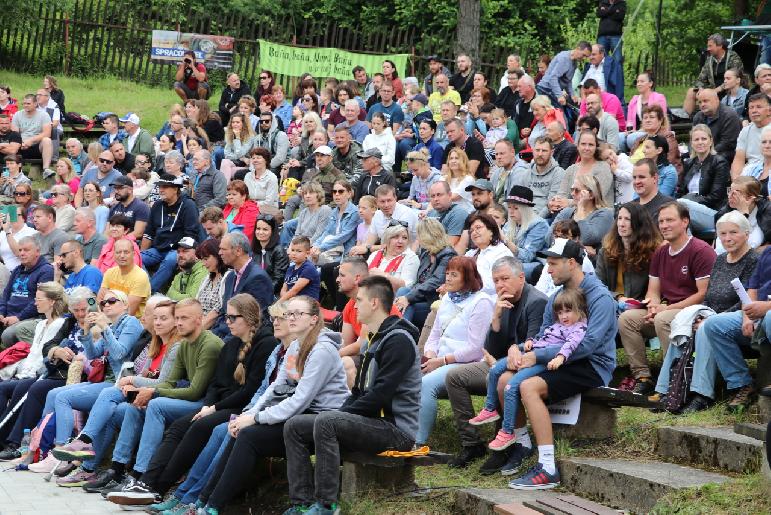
[[167, 237, 208, 301], [109, 140, 136, 175], [109, 175, 150, 239], [428, 74, 462, 123], [450, 54, 476, 103], [54, 239, 102, 294]]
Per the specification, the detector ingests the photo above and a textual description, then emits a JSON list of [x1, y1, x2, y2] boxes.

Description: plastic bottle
[[19, 429, 31, 454]]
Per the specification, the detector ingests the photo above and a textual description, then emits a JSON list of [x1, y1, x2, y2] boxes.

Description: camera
[[184, 58, 192, 65]]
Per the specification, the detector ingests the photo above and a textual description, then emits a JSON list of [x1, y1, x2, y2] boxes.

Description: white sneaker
[[28, 452, 59, 473]]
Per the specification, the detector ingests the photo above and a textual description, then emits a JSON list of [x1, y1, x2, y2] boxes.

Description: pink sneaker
[[28, 452, 59, 473], [488, 430, 516, 451], [469, 408, 500, 426]]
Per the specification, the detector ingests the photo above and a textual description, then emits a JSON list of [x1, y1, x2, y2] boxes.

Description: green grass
[[623, 85, 687, 108]]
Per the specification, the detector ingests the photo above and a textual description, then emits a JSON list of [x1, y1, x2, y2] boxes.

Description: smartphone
[[0, 205, 17, 223], [126, 390, 139, 403], [2, 167, 8, 178], [87, 297, 99, 313]]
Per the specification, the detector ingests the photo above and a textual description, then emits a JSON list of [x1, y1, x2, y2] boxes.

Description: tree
[[455, 0, 480, 62]]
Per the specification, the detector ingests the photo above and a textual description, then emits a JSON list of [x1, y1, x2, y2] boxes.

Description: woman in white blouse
[[464, 212, 514, 294], [366, 222, 419, 291], [244, 147, 279, 213], [0, 206, 37, 272]]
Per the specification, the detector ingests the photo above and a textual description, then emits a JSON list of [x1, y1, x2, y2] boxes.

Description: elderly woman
[[677, 124, 731, 236], [743, 124, 771, 198], [527, 95, 567, 149], [415, 256, 494, 446], [554, 175, 615, 259], [252, 214, 289, 297], [148, 151, 187, 206], [654, 210, 758, 413], [50, 184, 76, 232], [279, 181, 332, 247], [0, 205, 37, 272], [367, 222, 420, 291], [714, 177, 771, 253], [293, 112, 325, 160], [221, 114, 256, 180], [500, 186, 549, 281], [394, 218, 457, 328], [222, 180, 260, 244], [557, 130, 614, 209], [596, 202, 661, 303], [445, 148, 476, 212], [465, 212, 514, 294], [641, 135, 677, 197]]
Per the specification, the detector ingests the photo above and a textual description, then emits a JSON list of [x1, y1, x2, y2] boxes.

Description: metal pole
[[653, 0, 663, 89]]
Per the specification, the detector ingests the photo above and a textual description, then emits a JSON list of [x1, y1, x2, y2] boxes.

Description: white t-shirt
[[0, 225, 38, 271], [369, 202, 419, 241], [737, 122, 764, 174], [11, 110, 51, 140]]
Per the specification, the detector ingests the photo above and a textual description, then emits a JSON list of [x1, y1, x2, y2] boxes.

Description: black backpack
[[666, 336, 696, 412]]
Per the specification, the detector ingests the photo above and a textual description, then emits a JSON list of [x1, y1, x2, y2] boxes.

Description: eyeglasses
[[272, 316, 286, 323], [99, 297, 120, 307], [332, 189, 347, 194], [135, 160, 148, 165], [99, 158, 114, 164], [13, 191, 29, 197], [58, 249, 76, 258], [225, 314, 244, 323], [285, 311, 312, 320], [51, 192, 67, 197], [387, 219, 409, 229]]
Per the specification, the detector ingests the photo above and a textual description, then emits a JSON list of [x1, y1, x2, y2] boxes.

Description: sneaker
[[82, 468, 122, 493], [478, 450, 510, 475], [500, 443, 535, 476], [282, 506, 312, 515], [52, 439, 95, 461], [162, 503, 194, 515], [107, 478, 162, 505], [56, 466, 97, 487], [55, 461, 77, 477], [0, 445, 21, 461], [149, 496, 181, 513], [306, 503, 340, 515], [680, 393, 713, 414], [508, 462, 560, 490], [447, 444, 486, 468], [728, 384, 755, 412], [488, 430, 516, 451], [468, 408, 501, 426], [196, 507, 219, 515], [631, 378, 654, 396], [28, 452, 59, 473], [102, 476, 133, 498]]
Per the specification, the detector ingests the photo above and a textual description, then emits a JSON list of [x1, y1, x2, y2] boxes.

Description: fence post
[[64, 16, 71, 74]]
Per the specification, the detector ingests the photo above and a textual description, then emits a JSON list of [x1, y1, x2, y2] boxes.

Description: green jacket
[[154, 329, 223, 400], [695, 50, 744, 89], [167, 261, 208, 301], [128, 128, 154, 156]]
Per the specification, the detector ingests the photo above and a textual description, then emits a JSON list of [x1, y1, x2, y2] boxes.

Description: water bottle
[[19, 429, 31, 454]]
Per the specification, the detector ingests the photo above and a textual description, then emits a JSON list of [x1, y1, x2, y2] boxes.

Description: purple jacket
[[531, 320, 587, 359]]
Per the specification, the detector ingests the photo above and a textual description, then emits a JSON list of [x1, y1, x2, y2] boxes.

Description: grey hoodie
[[510, 158, 565, 218], [251, 331, 349, 425]]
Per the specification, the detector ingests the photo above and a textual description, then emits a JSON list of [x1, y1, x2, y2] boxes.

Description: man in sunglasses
[[218, 72, 251, 126], [252, 111, 288, 172], [74, 150, 123, 207]]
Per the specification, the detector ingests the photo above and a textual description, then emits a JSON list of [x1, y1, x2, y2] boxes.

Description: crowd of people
[[0, 8, 770, 513]]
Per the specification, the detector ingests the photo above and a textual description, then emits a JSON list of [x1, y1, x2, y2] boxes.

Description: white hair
[[716, 210, 751, 234]]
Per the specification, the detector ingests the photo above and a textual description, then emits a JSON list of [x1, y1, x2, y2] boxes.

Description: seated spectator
[[556, 130, 614, 211], [745, 125, 771, 200], [11, 94, 54, 175], [554, 175, 614, 259], [280, 181, 333, 247], [367, 80, 404, 132], [330, 126, 364, 184], [631, 158, 674, 222], [362, 112, 396, 172], [250, 214, 288, 298], [240, 147, 279, 213], [325, 84, 362, 136], [596, 202, 661, 302], [684, 33, 744, 115], [189, 238, 230, 330], [720, 68, 749, 118], [654, 210, 758, 412], [290, 112, 324, 172], [100, 238, 151, 316], [222, 180, 260, 244], [743, 63, 771, 118], [413, 118, 444, 170], [72, 207, 106, 264], [311, 179, 359, 266], [488, 140, 524, 205], [731, 93, 771, 179], [0, 154, 30, 198], [444, 148, 476, 212], [353, 148, 396, 202], [501, 186, 549, 281], [14, 182, 37, 228], [578, 78, 625, 130], [188, 149, 226, 211], [641, 135, 677, 197], [153, 134, 176, 174], [415, 256, 494, 446], [108, 140, 136, 175], [0, 87, 18, 118], [188, 99, 224, 145], [393, 92, 433, 173], [75, 150, 123, 207], [54, 239, 102, 294], [278, 236, 321, 302], [32, 204, 69, 263], [624, 71, 668, 149], [465, 212, 514, 294], [95, 214, 141, 273], [121, 113, 154, 156], [443, 119, 485, 179], [106, 175, 147, 239], [535, 219, 596, 297], [714, 176, 771, 253], [511, 137, 565, 218], [156, 104, 185, 140], [402, 148, 443, 210], [253, 111, 289, 173], [142, 175, 200, 293], [218, 72, 251, 126], [366, 221, 419, 293], [51, 157, 80, 200], [691, 89, 742, 164], [0, 205, 37, 272], [495, 70, 522, 119], [628, 105, 681, 172], [351, 184, 418, 257], [337, 100, 369, 144], [526, 95, 568, 150], [165, 237, 208, 301], [426, 181, 468, 246], [618, 202, 716, 395], [583, 93, 619, 149], [0, 114, 22, 161], [174, 50, 210, 101], [601, 144, 634, 203], [677, 124, 731, 236], [220, 114, 256, 180]]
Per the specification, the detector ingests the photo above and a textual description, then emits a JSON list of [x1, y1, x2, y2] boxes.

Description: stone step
[[559, 457, 730, 514], [455, 488, 619, 515], [656, 425, 764, 473], [734, 422, 767, 442]]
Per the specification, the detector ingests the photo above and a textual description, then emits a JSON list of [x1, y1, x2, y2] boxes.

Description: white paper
[[547, 393, 581, 425], [731, 278, 752, 306]]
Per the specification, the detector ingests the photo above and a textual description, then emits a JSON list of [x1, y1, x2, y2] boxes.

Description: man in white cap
[[167, 237, 207, 301], [120, 113, 153, 155]]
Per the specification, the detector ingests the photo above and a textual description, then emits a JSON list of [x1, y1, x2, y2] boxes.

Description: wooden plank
[[94, 0, 109, 72]]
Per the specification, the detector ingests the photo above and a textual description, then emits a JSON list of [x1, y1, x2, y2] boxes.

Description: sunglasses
[[13, 191, 29, 197], [259, 119, 272, 124], [51, 192, 67, 197], [387, 219, 409, 229], [332, 189, 347, 194], [256, 214, 275, 222], [135, 160, 148, 165], [260, 76, 270, 80], [99, 158, 114, 164], [225, 314, 244, 323], [100, 297, 120, 307]]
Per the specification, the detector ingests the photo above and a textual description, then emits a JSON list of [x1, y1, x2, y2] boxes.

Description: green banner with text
[[258, 39, 409, 80]]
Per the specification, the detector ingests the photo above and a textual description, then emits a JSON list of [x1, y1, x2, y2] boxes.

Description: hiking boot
[[469, 408, 501, 426], [0, 444, 20, 462], [107, 478, 161, 505], [56, 466, 96, 487], [52, 439, 95, 461], [82, 468, 122, 493], [447, 443, 486, 468], [500, 443, 535, 476], [632, 378, 654, 396], [28, 452, 59, 473], [478, 450, 510, 475], [488, 430, 517, 451], [728, 385, 755, 412], [508, 462, 560, 490], [680, 393, 713, 414]]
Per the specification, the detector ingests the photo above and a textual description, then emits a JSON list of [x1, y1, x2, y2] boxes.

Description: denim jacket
[[81, 313, 143, 380], [312, 201, 361, 254], [245, 342, 284, 410]]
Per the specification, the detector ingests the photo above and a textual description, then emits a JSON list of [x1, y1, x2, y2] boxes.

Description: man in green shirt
[[166, 237, 208, 301]]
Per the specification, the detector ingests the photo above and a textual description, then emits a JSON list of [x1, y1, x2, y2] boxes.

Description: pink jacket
[[626, 92, 668, 131], [579, 91, 626, 131]]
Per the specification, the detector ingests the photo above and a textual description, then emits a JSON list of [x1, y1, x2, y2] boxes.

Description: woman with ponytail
[[124, 294, 278, 499]]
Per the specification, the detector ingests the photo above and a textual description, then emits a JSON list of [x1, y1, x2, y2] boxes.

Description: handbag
[[263, 380, 298, 408], [87, 352, 108, 383]]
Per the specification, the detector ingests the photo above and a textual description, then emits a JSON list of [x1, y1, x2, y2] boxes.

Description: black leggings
[[205, 422, 286, 510], [142, 408, 237, 495], [320, 263, 347, 311], [4, 378, 64, 445]]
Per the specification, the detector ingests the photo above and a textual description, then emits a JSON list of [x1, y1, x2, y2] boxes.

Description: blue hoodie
[[532, 272, 617, 385], [0, 257, 54, 319]]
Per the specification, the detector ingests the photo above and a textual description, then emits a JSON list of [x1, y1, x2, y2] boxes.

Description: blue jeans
[[394, 137, 415, 173], [598, 35, 623, 64], [141, 247, 178, 293], [174, 422, 231, 504], [212, 145, 224, 169], [80, 386, 131, 470], [48, 382, 113, 444], [677, 199, 716, 236], [113, 397, 203, 473], [416, 363, 459, 445], [395, 286, 431, 329], [280, 218, 299, 247], [485, 358, 547, 433], [703, 311, 771, 390], [655, 322, 717, 398]]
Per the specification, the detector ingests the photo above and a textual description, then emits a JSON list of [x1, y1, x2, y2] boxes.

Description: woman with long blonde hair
[[445, 148, 475, 212]]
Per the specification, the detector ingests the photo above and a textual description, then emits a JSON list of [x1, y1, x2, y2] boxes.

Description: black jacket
[[715, 197, 771, 245], [484, 284, 548, 359], [253, 244, 289, 296], [595, 248, 650, 301], [677, 154, 730, 210], [201, 326, 277, 411], [692, 105, 743, 164], [218, 82, 252, 124], [597, 1, 626, 37], [354, 170, 397, 203], [404, 247, 457, 304], [553, 139, 578, 170], [495, 88, 520, 119]]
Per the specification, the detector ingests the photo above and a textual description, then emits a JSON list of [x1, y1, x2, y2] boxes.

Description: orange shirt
[[342, 298, 401, 339]]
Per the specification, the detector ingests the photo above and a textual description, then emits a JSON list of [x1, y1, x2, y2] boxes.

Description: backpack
[[665, 336, 696, 413], [93, 112, 115, 124]]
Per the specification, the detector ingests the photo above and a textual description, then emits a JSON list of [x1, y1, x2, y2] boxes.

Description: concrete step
[[455, 488, 620, 515], [734, 422, 767, 442], [656, 425, 764, 473], [559, 457, 730, 514]]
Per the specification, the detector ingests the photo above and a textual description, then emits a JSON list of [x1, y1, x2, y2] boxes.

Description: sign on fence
[[258, 39, 409, 79], [151, 30, 234, 69]]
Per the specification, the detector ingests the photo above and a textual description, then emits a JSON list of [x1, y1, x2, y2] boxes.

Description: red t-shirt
[[649, 237, 716, 304], [342, 298, 401, 339], [184, 63, 208, 90]]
